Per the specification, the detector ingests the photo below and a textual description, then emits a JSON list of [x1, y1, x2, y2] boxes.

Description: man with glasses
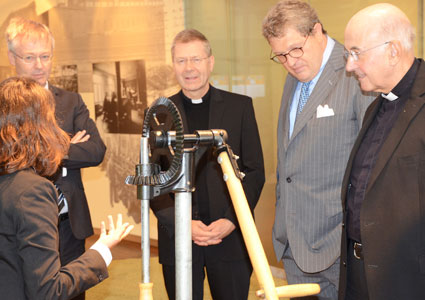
[[5, 18, 106, 300], [339, 4, 425, 300], [151, 29, 265, 300], [262, 1, 374, 299]]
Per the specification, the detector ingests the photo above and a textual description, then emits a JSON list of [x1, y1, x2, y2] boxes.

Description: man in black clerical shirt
[[339, 4, 425, 300], [151, 29, 265, 300]]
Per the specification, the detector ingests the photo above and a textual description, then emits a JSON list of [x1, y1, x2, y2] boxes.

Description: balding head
[[347, 4, 415, 53], [344, 4, 415, 93]]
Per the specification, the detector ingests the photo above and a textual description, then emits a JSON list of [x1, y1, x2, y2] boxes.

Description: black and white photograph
[[49, 64, 78, 92], [93, 60, 147, 134]]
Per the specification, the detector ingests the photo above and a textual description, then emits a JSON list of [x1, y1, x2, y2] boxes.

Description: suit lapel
[[170, 93, 190, 133], [48, 84, 66, 122], [208, 86, 225, 129], [341, 98, 382, 205], [290, 42, 345, 141], [365, 64, 425, 194], [281, 77, 297, 151]]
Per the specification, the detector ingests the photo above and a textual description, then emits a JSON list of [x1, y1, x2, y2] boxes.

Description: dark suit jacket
[[0, 169, 108, 300], [151, 86, 265, 265], [339, 59, 425, 300], [50, 85, 106, 240]]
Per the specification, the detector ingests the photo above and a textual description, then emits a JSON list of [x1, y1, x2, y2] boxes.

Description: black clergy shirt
[[181, 87, 212, 224], [346, 59, 420, 242]]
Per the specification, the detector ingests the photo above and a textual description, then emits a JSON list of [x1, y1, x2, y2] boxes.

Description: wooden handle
[[218, 152, 279, 300], [139, 282, 153, 300], [256, 284, 321, 299]]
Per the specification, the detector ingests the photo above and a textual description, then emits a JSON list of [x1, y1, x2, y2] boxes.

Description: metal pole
[[174, 150, 195, 300], [140, 137, 150, 283], [175, 191, 192, 300]]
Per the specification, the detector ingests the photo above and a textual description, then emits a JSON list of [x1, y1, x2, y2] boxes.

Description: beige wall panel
[[312, 0, 419, 53]]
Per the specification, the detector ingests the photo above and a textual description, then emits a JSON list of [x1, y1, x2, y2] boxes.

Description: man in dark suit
[[151, 29, 265, 300], [340, 4, 425, 300], [5, 18, 106, 300]]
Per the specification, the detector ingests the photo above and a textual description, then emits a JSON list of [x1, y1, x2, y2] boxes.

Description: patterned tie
[[297, 81, 312, 115], [55, 184, 65, 213]]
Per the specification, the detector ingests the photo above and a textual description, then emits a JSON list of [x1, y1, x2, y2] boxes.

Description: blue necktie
[[297, 81, 312, 115]]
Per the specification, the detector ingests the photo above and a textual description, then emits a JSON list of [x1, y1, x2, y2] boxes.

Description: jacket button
[[343, 262, 346, 267], [286, 177, 292, 183]]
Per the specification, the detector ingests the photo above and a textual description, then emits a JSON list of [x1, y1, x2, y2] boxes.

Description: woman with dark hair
[[0, 77, 133, 299]]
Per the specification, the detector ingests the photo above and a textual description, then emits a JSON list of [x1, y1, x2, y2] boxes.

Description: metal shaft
[[140, 137, 150, 283], [175, 191, 192, 300]]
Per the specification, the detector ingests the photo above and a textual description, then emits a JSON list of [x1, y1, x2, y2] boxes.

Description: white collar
[[381, 92, 398, 101], [191, 98, 203, 104]]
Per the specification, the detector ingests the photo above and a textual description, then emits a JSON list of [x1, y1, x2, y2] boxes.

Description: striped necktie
[[54, 185, 65, 213], [297, 81, 312, 115]]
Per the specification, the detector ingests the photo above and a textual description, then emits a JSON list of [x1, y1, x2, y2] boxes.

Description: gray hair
[[5, 17, 55, 52], [171, 29, 212, 58], [262, 0, 326, 40]]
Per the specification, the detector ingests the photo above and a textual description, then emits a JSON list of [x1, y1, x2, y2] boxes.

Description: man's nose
[[34, 57, 43, 68], [345, 56, 357, 72], [285, 55, 298, 68]]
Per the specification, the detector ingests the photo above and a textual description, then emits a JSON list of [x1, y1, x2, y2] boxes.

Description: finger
[[108, 215, 114, 232], [79, 134, 90, 143], [116, 213, 123, 227], [194, 241, 208, 246], [100, 221, 106, 236], [206, 239, 222, 245], [70, 130, 84, 142], [122, 224, 134, 239]]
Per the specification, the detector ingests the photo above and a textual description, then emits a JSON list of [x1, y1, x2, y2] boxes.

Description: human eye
[[191, 57, 202, 65], [289, 47, 302, 54], [40, 54, 51, 62], [175, 58, 186, 65], [23, 55, 36, 63]]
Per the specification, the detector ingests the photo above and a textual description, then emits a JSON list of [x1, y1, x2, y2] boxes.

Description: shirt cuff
[[90, 242, 113, 266]]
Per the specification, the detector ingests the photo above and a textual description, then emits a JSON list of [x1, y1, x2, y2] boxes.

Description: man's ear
[[312, 23, 323, 37], [388, 41, 402, 66], [209, 55, 215, 72], [7, 50, 16, 66]]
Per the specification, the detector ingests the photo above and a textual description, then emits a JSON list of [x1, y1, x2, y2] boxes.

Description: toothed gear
[[125, 96, 184, 186]]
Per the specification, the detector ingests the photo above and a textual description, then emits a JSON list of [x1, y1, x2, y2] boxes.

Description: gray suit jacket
[[273, 40, 374, 273], [0, 169, 108, 300]]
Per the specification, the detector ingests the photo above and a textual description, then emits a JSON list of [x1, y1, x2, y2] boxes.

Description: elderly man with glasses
[[5, 17, 106, 300], [339, 4, 425, 300], [262, 1, 374, 299]]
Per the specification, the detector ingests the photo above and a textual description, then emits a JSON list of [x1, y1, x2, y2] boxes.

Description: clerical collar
[[381, 58, 420, 101], [381, 92, 398, 101], [191, 98, 203, 104], [180, 87, 211, 105]]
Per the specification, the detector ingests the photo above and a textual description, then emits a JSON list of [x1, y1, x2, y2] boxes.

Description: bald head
[[344, 4, 415, 93], [346, 3, 415, 53]]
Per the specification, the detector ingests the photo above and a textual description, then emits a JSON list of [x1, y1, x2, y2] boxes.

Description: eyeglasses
[[270, 34, 310, 64], [174, 56, 210, 66], [11, 51, 52, 64], [344, 41, 391, 62]]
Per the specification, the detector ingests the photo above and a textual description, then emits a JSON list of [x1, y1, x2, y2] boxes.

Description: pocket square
[[316, 104, 335, 118]]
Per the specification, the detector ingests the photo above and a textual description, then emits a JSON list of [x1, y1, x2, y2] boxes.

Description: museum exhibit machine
[[126, 97, 320, 300]]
